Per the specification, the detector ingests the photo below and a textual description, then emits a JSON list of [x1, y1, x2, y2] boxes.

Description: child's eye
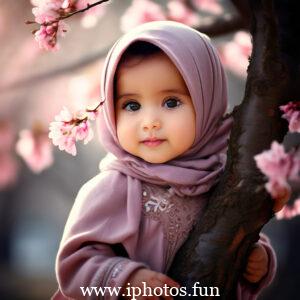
[[122, 101, 141, 112], [163, 97, 182, 109]]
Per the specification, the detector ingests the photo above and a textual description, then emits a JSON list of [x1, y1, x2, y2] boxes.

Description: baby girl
[[52, 21, 278, 300]]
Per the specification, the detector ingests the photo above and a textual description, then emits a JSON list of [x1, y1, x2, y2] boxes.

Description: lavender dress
[[52, 171, 276, 300]]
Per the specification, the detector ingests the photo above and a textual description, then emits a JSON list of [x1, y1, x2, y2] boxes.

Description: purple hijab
[[98, 21, 233, 197]]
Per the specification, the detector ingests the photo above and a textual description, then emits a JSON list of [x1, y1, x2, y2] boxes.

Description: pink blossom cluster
[[34, 21, 68, 51], [49, 106, 98, 156], [31, 0, 73, 50], [254, 101, 300, 219], [31, 0, 64, 24], [16, 125, 54, 174], [255, 141, 300, 200], [120, 0, 201, 33], [280, 101, 300, 133], [31, 0, 97, 50]]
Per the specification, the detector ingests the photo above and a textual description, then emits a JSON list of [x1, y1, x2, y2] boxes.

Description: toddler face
[[115, 52, 196, 163]]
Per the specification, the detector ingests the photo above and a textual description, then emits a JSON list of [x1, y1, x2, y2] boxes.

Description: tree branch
[[0, 46, 111, 94]]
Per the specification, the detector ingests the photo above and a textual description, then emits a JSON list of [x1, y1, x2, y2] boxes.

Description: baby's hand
[[272, 185, 291, 213], [123, 268, 180, 300], [243, 243, 268, 284]]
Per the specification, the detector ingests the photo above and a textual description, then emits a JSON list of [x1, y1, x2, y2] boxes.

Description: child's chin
[[142, 155, 170, 164]]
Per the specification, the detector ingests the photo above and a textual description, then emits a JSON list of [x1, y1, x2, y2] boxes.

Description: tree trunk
[[168, 0, 300, 299]]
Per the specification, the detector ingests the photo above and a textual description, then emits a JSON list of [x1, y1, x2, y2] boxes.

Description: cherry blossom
[[120, 0, 167, 33], [49, 107, 77, 155], [75, 119, 94, 144], [254, 103, 300, 219], [34, 21, 68, 51], [30, 0, 108, 49], [280, 101, 300, 133], [16, 127, 54, 174], [254, 141, 300, 199], [31, 0, 69, 50], [49, 105, 100, 156], [167, 1, 200, 26], [31, 0, 61, 24], [30, 0, 74, 51]]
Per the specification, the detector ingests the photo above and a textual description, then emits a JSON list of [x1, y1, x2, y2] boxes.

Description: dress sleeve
[[52, 171, 148, 300], [236, 233, 277, 300]]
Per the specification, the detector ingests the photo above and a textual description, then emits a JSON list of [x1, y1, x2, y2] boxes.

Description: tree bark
[[168, 0, 300, 299]]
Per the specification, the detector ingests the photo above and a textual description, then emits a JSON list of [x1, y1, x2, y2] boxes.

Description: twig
[[60, 0, 110, 20]]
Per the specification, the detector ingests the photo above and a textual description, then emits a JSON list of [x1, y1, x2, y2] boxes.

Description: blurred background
[[0, 0, 299, 299]]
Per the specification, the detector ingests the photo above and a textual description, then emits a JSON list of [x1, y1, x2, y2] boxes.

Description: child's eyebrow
[[116, 89, 189, 100], [116, 93, 140, 100], [159, 88, 189, 96]]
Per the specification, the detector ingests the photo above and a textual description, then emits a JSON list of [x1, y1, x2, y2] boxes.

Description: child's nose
[[142, 115, 161, 131]]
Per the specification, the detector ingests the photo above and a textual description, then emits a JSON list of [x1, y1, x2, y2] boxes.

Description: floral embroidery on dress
[[141, 183, 206, 270], [144, 194, 174, 213]]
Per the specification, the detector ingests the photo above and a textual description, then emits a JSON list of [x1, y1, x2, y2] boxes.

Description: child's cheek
[[116, 115, 138, 153]]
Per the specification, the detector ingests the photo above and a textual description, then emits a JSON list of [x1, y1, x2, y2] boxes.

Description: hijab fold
[[97, 21, 233, 197]]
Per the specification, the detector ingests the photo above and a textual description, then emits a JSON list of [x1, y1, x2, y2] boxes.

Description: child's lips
[[141, 138, 166, 147]]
